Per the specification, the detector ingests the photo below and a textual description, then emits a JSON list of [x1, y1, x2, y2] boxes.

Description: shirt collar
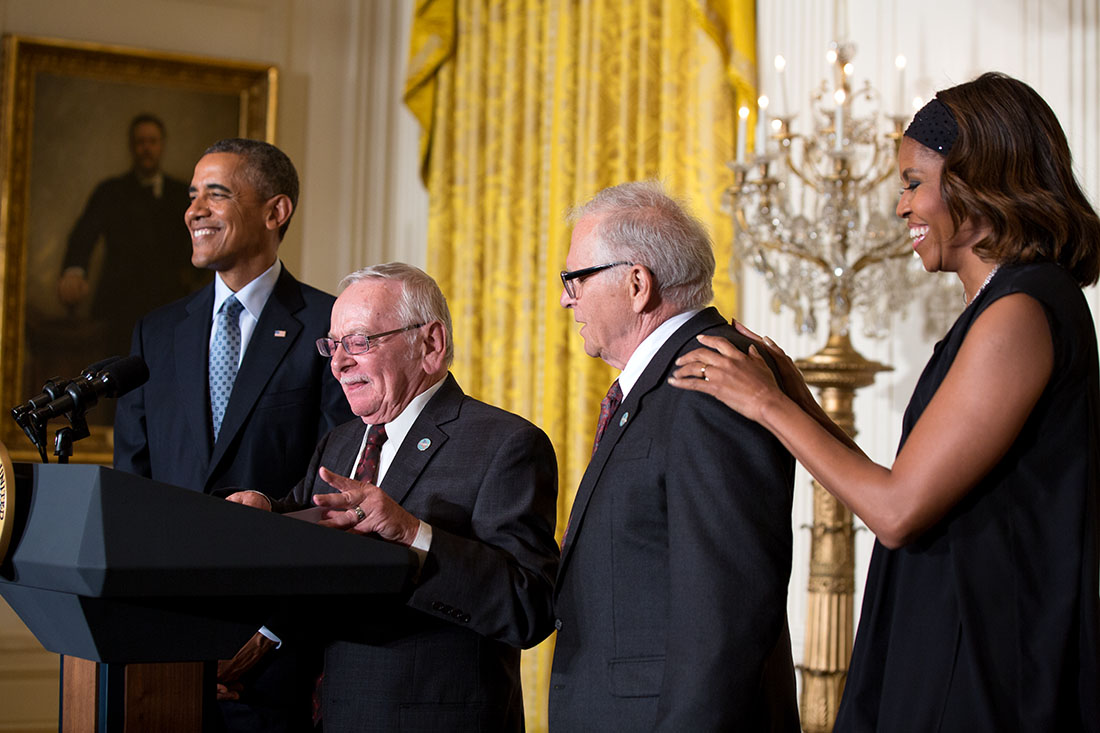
[[367, 375, 447, 453], [617, 309, 700, 398], [212, 260, 282, 322], [136, 171, 165, 198]]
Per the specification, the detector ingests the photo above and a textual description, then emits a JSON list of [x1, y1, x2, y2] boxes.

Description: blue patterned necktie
[[209, 295, 244, 441]]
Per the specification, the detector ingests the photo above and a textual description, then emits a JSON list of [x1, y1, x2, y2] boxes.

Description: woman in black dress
[[670, 72, 1100, 731]]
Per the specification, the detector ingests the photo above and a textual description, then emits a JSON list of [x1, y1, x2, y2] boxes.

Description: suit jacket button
[[460, 614, 471, 623], [432, 601, 444, 611]]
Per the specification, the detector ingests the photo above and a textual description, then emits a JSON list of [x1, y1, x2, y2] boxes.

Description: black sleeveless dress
[[835, 262, 1100, 732]]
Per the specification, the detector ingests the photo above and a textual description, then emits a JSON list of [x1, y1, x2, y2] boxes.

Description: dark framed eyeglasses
[[559, 261, 633, 299], [316, 323, 425, 357]]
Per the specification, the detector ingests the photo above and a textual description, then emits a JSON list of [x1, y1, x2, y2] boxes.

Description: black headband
[[904, 97, 958, 155]]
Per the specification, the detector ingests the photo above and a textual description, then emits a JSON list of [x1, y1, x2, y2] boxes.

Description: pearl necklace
[[964, 264, 1000, 306]]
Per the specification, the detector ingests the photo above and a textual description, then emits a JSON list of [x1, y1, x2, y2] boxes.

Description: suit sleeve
[[64, 181, 110, 271], [269, 427, 342, 513], [655, 341, 796, 729], [405, 423, 560, 649], [113, 319, 152, 477], [269, 419, 369, 512]]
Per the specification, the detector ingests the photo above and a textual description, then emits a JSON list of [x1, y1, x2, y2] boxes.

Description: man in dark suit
[[548, 181, 800, 731], [58, 113, 207, 359], [226, 262, 560, 732], [114, 138, 352, 731]]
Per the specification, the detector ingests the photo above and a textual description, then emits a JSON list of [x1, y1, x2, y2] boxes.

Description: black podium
[[0, 463, 418, 732]]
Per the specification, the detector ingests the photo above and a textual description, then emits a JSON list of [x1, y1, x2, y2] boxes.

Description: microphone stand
[[11, 356, 146, 463], [51, 408, 90, 464]]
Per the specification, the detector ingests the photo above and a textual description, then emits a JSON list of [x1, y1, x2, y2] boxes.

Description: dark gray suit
[[549, 308, 800, 731], [275, 373, 559, 733], [114, 264, 353, 731]]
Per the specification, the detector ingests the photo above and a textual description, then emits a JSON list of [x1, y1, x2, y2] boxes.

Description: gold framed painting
[[0, 35, 277, 464]]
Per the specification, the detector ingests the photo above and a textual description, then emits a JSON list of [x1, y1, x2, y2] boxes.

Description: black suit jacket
[[115, 265, 352, 497], [274, 374, 560, 733], [65, 171, 207, 354], [549, 307, 800, 731], [113, 265, 353, 731]]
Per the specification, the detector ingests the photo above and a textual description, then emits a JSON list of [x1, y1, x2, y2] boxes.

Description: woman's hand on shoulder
[[668, 331, 784, 424], [732, 320, 821, 414]]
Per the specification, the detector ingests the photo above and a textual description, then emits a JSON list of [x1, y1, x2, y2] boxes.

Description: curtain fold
[[404, 2, 755, 729]]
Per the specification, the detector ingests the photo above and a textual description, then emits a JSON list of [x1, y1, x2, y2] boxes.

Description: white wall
[[756, 0, 1100, 677]]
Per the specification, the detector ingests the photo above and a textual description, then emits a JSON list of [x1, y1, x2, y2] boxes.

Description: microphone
[[79, 355, 125, 379], [28, 355, 149, 425], [10, 356, 124, 422]]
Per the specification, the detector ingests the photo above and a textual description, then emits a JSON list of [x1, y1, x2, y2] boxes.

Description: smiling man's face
[[186, 152, 275, 278]]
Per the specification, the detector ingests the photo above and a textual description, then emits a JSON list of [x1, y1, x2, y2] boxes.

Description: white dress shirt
[[352, 377, 447, 557], [209, 259, 282, 362], [616, 309, 700, 398]]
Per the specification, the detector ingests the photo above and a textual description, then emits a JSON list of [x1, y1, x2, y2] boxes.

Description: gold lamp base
[[794, 330, 890, 733]]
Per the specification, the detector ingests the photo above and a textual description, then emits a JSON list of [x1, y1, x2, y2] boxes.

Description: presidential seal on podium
[[0, 440, 14, 564]]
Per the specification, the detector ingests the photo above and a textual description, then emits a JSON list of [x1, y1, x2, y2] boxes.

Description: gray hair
[[569, 181, 715, 309], [339, 263, 454, 367]]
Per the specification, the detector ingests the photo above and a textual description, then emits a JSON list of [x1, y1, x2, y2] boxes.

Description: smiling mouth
[[191, 227, 219, 238], [909, 225, 928, 249]]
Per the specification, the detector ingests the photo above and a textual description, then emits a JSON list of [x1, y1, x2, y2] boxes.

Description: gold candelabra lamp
[[724, 39, 930, 733]]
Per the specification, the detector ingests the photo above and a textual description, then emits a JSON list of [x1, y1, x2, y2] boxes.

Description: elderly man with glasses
[[548, 181, 800, 732], [227, 262, 559, 733]]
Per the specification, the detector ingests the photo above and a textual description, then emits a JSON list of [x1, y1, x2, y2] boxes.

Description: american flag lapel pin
[[274, 329, 287, 338]]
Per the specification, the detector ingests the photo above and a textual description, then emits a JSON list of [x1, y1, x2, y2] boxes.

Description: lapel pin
[[619, 412, 629, 427], [273, 330, 287, 338], [417, 438, 431, 451]]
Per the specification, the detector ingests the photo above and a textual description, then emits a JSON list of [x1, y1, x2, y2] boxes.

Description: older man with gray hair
[[549, 181, 800, 731], [230, 262, 559, 732]]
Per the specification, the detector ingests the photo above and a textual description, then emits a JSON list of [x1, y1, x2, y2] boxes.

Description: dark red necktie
[[353, 424, 387, 483], [562, 380, 624, 549], [315, 423, 388, 722], [591, 379, 623, 455]]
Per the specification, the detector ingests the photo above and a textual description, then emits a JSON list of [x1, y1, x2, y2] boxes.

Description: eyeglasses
[[559, 261, 633, 299], [316, 323, 425, 357]]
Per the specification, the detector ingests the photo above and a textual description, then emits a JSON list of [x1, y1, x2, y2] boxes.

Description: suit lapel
[[376, 374, 461, 506], [558, 307, 726, 570], [175, 285, 215, 468], [329, 421, 370, 480], [208, 268, 306, 481]]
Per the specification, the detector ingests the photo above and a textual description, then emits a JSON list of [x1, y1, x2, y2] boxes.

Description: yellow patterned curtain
[[404, 1, 755, 729]]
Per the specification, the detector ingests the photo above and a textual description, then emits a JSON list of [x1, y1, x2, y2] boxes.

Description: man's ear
[[420, 321, 448, 372], [265, 194, 294, 232], [628, 265, 657, 314]]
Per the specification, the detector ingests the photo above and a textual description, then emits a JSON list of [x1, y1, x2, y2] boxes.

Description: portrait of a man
[[22, 73, 238, 429], [56, 112, 208, 361]]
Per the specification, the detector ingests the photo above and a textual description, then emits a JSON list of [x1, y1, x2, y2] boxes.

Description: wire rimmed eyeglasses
[[560, 261, 633, 299], [316, 323, 425, 357]]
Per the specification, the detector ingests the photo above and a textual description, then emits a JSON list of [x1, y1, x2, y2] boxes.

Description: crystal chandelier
[[723, 35, 949, 733], [724, 40, 932, 339]]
